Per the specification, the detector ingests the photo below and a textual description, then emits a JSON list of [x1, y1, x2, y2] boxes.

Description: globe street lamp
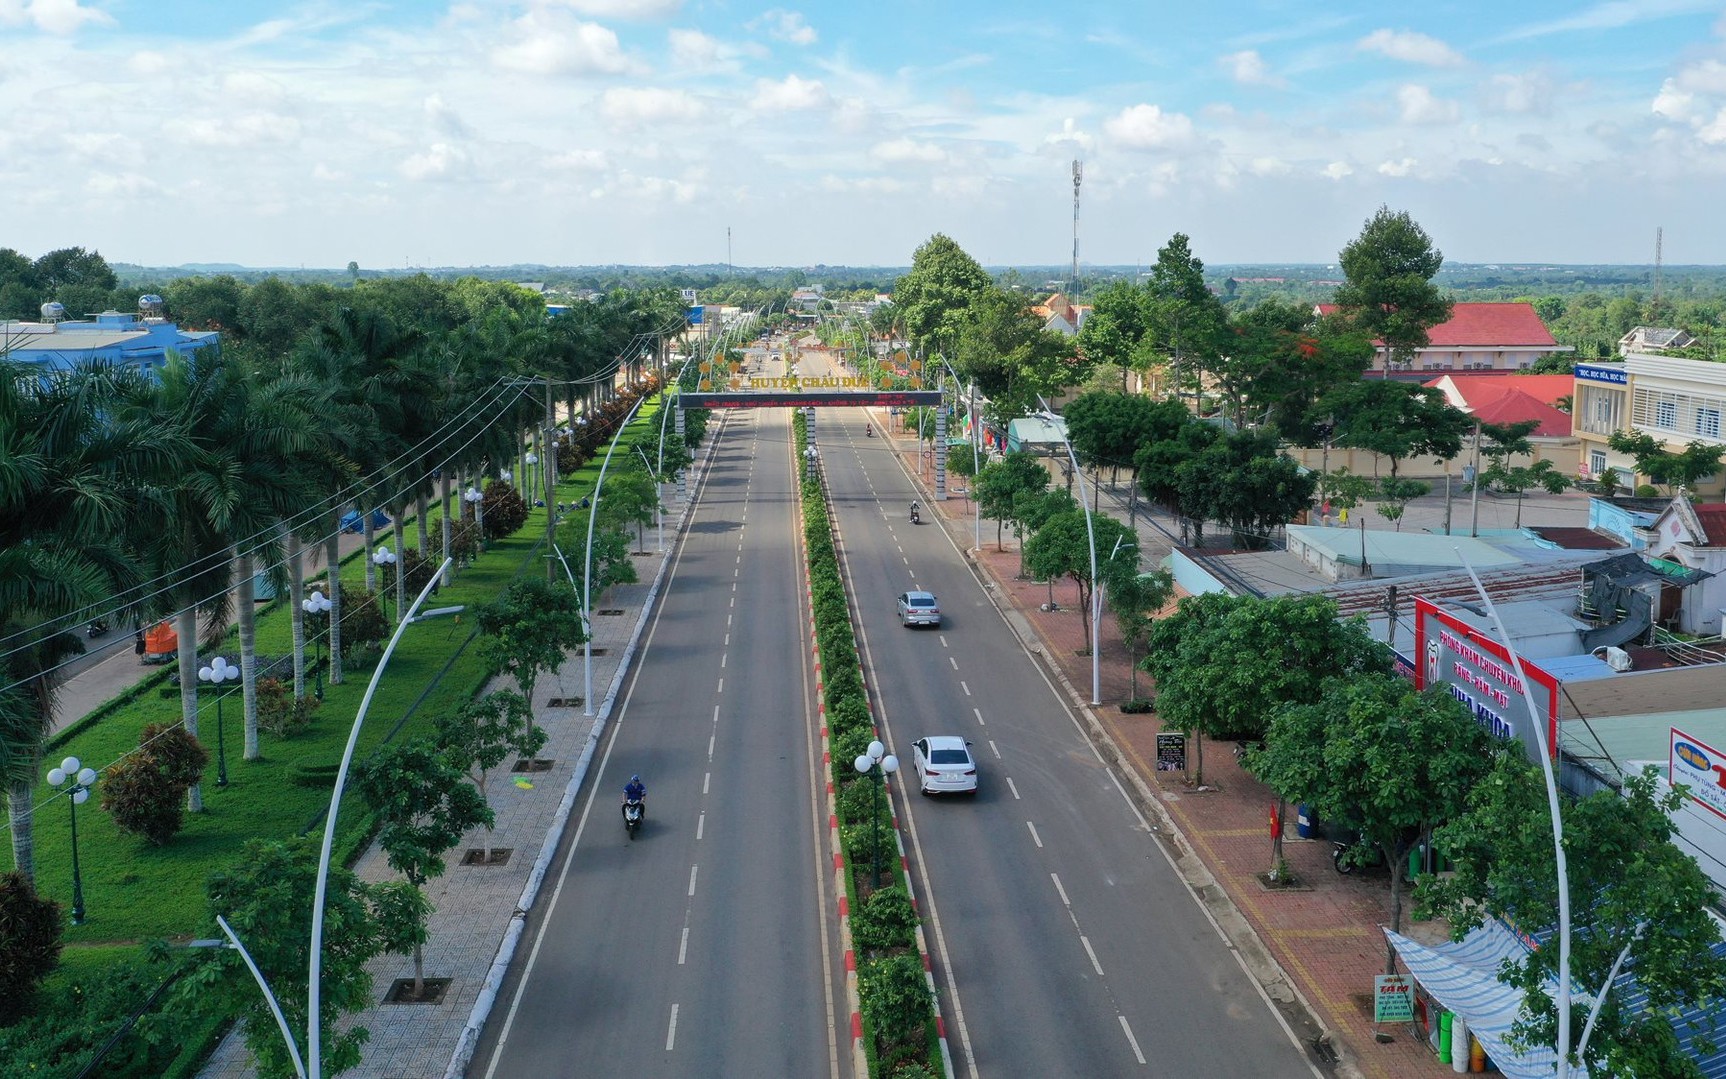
[[852, 740, 899, 889], [372, 545, 398, 624], [524, 452, 539, 506], [46, 757, 98, 925], [463, 486, 485, 551], [198, 656, 240, 787], [301, 589, 332, 700]]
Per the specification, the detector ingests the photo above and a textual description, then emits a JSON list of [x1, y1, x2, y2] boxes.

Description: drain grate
[[462, 848, 513, 866], [511, 758, 556, 772], [598, 609, 625, 616], [544, 696, 583, 708]]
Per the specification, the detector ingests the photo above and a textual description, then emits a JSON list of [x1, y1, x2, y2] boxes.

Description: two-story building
[[1314, 301, 1572, 377], [1573, 353, 1726, 499]]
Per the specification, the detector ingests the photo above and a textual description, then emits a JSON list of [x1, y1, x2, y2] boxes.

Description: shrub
[[289, 756, 342, 789], [1635, 484, 1660, 497], [100, 725, 209, 845], [832, 726, 876, 774], [824, 666, 863, 709], [841, 815, 893, 872], [0, 950, 197, 1073], [0, 872, 63, 1024], [858, 953, 934, 1063], [256, 676, 319, 738], [480, 480, 529, 540], [828, 697, 872, 737], [339, 589, 389, 657], [836, 775, 879, 826], [851, 885, 917, 955]]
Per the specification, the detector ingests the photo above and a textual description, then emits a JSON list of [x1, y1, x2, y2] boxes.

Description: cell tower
[[1071, 160, 1083, 297], [1653, 225, 1664, 304]]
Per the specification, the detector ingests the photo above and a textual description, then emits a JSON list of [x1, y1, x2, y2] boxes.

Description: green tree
[[1607, 431, 1725, 494], [1023, 511, 1136, 653], [475, 577, 589, 705], [1011, 487, 1076, 581], [1331, 206, 1453, 368], [1143, 233, 1229, 405], [1324, 380, 1471, 478], [1222, 300, 1374, 440], [892, 234, 993, 353], [1480, 459, 1571, 526], [353, 739, 492, 998], [1374, 476, 1431, 531], [974, 451, 1049, 551], [434, 690, 545, 862], [601, 465, 661, 553], [1178, 429, 1317, 549], [1253, 677, 1493, 973], [955, 286, 1078, 419], [1134, 416, 1222, 540], [99, 724, 209, 845], [1421, 762, 1726, 1077], [0, 871, 62, 1023], [186, 837, 383, 1076], [1107, 566, 1173, 704]]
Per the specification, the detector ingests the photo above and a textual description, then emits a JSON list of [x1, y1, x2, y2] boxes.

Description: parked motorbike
[[622, 797, 645, 839], [86, 619, 109, 638]]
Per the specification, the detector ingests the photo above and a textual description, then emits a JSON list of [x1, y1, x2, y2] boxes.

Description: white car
[[896, 590, 941, 628], [911, 736, 978, 795]]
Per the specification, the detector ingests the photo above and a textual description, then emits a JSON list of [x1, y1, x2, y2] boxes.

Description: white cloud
[[128, 51, 171, 76], [0, 0, 112, 34], [400, 142, 471, 181], [1042, 117, 1093, 151], [872, 137, 946, 164], [1357, 29, 1465, 67], [1397, 84, 1460, 125], [165, 113, 304, 148], [85, 172, 159, 196], [492, 13, 633, 76], [1481, 72, 1553, 115], [1220, 49, 1286, 88], [600, 87, 706, 128], [754, 9, 816, 46], [819, 175, 904, 195], [558, 0, 682, 17], [1104, 103, 1197, 150], [424, 95, 472, 139], [1249, 156, 1291, 176], [1322, 161, 1354, 180], [630, 174, 699, 203], [1701, 107, 1726, 144], [1651, 58, 1726, 137], [751, 74, 830, 111], [668, 28, 760, 71], [1377, 157, 1417, 176], [550, 147, 609, 172], [1652, 78, 1696, 121]]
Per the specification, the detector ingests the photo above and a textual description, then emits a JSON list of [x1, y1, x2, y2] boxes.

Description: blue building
[[3, 298, 220, 373]]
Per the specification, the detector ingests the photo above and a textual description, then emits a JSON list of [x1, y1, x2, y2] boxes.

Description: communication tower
[[1071, 160, 1083, 297]]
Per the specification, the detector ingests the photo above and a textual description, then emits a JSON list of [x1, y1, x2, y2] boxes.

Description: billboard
[[1671, 729, 1726, 822], [687, 305, 704, 325], [1413, 597, 1559, 760], [680, 390, 944, 409]]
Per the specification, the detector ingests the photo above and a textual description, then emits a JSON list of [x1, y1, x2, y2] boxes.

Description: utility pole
[[1469, 423, 1483, 538], [545, 375, 556, 583], [1385, 584, 1399, 649]]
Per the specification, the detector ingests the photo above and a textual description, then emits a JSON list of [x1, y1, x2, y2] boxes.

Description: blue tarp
[[340, 509, 392, 534]]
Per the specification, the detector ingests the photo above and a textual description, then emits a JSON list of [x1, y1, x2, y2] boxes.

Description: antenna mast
[[1653, 225, 1664, 305], [728, 226, 733, 277], [1071, 160, 1083, 297]]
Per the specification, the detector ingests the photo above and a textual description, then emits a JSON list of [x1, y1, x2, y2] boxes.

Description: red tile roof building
[[1314, 301, 1572, 378], [1423, 373, 1576, 437]]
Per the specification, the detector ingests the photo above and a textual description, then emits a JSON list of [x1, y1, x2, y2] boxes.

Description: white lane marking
[[730, 591, 735, 601], [724, 633, 730, 646], [960, 681, 971, 696], [717, 677, 724, 693], [949, 656, 959, 670], [734, 567, 739, 577], [678, 928, 689, 964], [721, 653, 727, 668], [727, 614, 732, 626], [1118, 1016, 1146, 1065], [1081, 935, 1105, 976], [1107, 768, 1150, 830], [707, 732, 716, 760], [666, 1004, 679, 1051], [1051, 872, 1070, 907], [687, 865, 699, 896], [703, 771, 710, 795], [973, 707, 985, 726], [697, 813, 705, 840], [712, 705, 720, 724], [939, 634, 949, 647], [988, 740, 1000, 759], [1006, 777, 1021, 800], [1026, 821, 1043, 848]]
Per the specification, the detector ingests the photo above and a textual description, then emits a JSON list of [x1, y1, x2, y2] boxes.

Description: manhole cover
[[544, 697, 583, 708], [384, 977, 451, 1005], [511, 758, 556, 772], [462, 848, 513, 866], [598, 609, 625, 616]]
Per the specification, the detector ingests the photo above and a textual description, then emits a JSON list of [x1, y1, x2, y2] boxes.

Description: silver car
[[911, 736, 978, 795], [896, 590, 941, 628]]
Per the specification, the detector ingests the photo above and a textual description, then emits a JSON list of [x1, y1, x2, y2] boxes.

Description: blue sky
[[4, 0, 1725, 270]]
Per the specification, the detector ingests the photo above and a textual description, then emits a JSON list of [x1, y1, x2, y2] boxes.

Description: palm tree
[[1, 359, 183, 877]]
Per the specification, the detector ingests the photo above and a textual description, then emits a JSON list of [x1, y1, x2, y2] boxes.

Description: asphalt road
[[473, 408, 847, 1078], [813, 408, 1326, 1079]]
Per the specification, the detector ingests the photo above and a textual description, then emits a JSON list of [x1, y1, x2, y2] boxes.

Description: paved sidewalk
[[878, 420, 1571, 1079]]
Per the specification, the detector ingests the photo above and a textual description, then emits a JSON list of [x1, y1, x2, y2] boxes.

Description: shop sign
[[1374, 974, 1415, 1022], [1156, 733, 1187, 772], [1413, 598, 1559, 761], [1576, 363, 1628, 385], [1671, 728, 1726, 822]]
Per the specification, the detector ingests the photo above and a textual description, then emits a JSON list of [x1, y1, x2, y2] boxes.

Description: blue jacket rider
[[624, 775, 646, 803]]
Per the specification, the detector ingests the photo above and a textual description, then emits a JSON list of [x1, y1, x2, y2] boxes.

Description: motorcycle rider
[[909, 500, 920, 522], [623, 774, 646, 812]]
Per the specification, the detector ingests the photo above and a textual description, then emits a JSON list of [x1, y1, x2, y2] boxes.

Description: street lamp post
[[1038, 397, 1101, 704], [197, 656, 239, 787], [371, 545, 398, 624], [852, 740, 899, 889], [581, 394, 650, 717], [301, 590, 332, 700], [46, 756, 98, 925], [308, 560, 459, 1079], [524, 452, 539, 506], [635, 446, 664, 552], [463, 486, 485, 552]]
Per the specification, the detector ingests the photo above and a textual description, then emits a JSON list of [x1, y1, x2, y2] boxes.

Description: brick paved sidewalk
[[908, 451, 1456, 1079]]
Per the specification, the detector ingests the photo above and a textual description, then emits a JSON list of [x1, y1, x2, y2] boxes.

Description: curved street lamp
[[198, 656, 240, 787], [463, 486, 485, 549], [853, 740, 899, 889], [46, 756, 98, 925], [301, 589, 332, 700]]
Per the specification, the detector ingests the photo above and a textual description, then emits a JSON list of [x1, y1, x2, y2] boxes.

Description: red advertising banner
[[1413, 597, 1560, 761]]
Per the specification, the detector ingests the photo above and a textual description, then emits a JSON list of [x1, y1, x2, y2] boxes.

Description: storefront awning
[[1385, 923, 1572, 1079]]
